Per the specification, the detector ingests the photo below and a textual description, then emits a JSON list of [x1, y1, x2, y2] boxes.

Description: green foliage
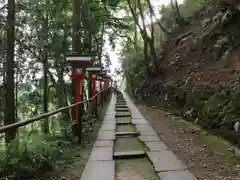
[[159, 0, 211, 34], [120, 0, 212, 94], [181, 0, 211, 17], [0, 131, 74, 180], [0, 0, 123, 177], [121, 42, 147, 95]]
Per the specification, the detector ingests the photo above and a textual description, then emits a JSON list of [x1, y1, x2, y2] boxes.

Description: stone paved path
[[80, 92, 198, 180]]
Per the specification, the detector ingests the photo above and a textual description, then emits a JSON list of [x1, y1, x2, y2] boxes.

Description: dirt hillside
[[155, 0, 240, 88], [137, 0, 240, 148]]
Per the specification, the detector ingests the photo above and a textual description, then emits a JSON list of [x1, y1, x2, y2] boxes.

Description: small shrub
[[0, 131, 74, 180]]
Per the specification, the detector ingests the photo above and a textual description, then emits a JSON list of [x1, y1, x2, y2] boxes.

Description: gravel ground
[[136, 103, 240, 180]]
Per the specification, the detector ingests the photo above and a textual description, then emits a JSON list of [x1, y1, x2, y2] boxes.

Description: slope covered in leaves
[[158, 0, 240, 88], [137, 0, 240, 147]]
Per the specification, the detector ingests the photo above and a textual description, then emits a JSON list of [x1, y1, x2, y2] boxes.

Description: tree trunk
[[146, 0, 169, 34], [72, 0, 81, 53], [99, 21, 105, 63], [170, 0, 181, 23], [149, 37, 158, 71], [143, 38, 150, 74], [174, 0, 181, 21], [15, 64, 18, 121], [4, 0, 16, 143], [72, 0, 82, 143], [147, 0, 158, 71], [133, 0, 138, 49], [42, 14, 49, 134]]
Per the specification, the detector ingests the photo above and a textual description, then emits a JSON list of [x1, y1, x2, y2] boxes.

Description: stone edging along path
[[80, 92, 198, 180]]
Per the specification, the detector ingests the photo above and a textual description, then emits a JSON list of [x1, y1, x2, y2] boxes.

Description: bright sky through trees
[[105, 0, 183, 82]]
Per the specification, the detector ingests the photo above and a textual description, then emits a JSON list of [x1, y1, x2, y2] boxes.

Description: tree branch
[[16, 39, 42, 62], [145, 0, 169, 34]]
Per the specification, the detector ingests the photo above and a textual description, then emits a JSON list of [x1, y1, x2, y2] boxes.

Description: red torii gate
[[66, 54, 111, 140], [66, 54, 92, 139]]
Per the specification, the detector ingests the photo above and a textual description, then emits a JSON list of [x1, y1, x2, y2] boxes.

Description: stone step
[[116, 100, 126, 102], [94, 140, 114, 147], [116, 111, 130, 115], [115, 108, 129, 112], [89, 146, 113, 161], [158, 170, 198, 180], [116, 132, 140, 136], [80, 161, 115, 180], [116, 103, 127, 106], [115, 105, 128, 108], [115, 114, 131, 118], [147, 151, 187, 172], [116, 112, 131, 116], [145, 141, 168, 151], [139, 135, 161, 142], [116, 121, 132, 125], [113, 150, 145, 159]]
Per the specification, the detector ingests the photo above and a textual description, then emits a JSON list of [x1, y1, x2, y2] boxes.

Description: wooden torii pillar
[[99, 70, 107, 106], [86, 64, 103, 115]]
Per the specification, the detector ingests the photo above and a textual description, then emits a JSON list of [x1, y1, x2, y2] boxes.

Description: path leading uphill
[[80, 91, 198, 180]]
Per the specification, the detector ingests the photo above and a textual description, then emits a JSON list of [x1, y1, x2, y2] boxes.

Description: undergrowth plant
[[0, 122, 74, 180]]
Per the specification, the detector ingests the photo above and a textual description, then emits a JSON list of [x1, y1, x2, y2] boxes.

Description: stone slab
[[116, 121, 132, 125], [139, 135, 160, 142], [115, 108, 129, 112], [145, 141, 168, 151], [116, 116, 131, 120], [94, 140, 114, 147], [116, 103, 127, 105], [115, 105, 128, 108], [116, 132, 140, 136], [136, 124, 155, 133], [100, 123, 116, 131], [89, 147, 113, 161], [114, 150, 145, 158], [97, 131, 115, 140], [132, 120, 148, 125], [158, 170, 198, 180], [139, 131, 158, 136], [131, 115, 144, 119], [116, 112, 131, 116], [103, 120, 116, 124], [105, 113, 115, 116], [116, 100, 126, 103], [104, 115, 115, 122], [115, 115, 131, 118], [105, 111, 115, 115], [116, 100, 125, 102], [80, 161, 115, 180], [147, 151, 187, 172]]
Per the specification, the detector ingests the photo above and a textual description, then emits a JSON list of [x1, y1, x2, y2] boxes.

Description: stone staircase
[[80, 91, 198, 180]]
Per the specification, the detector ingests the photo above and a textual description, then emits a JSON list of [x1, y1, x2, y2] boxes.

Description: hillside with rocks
[[136, 0, 240, 147]]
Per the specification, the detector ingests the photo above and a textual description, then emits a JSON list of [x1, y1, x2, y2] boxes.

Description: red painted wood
[[72, 73, 85, 79], [92, 79, 96, 96], [75, 79, 82, 124]]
